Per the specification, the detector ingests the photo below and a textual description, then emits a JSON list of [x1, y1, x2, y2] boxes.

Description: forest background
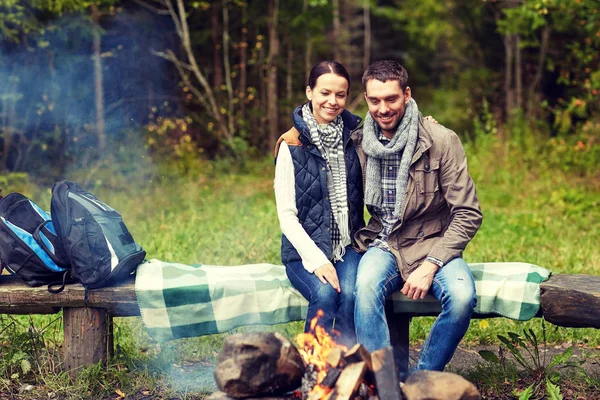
[[0, 0, 599, 399]]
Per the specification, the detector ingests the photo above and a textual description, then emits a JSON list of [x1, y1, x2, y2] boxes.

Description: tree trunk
[[515, 35, 523, 110], [286, 43, 293, 101], [266, 0, 280, 152], [222, 0, 234, 136], [341, 0, 352, 72], [527, 26, 551, 115], [239, 5, 248, 120], [1, 95, 12, 171], [504, 33, 516, 119], [91, 4, 106, 154], [332, 0, 341, 61], [363, 0, 371, 72], [258, 36, 267, 145], [168, 0, 231, 143], [211, 2, 223, 89], [303, 0, 312, 84]]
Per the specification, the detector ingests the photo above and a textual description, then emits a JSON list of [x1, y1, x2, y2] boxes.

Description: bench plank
[[540, 274, 600, 329], [0, 275, 139, 316]]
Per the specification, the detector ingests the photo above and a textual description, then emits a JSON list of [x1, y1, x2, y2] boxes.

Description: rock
[[401, 370, 480, 400], [206, 391, 296, 400], [214, 332, 305, 398]]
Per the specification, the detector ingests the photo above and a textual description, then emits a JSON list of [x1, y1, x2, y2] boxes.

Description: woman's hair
[[308, 61, 350, 93]]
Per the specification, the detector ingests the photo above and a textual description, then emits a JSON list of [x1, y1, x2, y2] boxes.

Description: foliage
[[478, 324, 587, 399]]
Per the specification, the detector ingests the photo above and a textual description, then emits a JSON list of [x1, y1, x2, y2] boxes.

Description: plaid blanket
[[135, 260, 551, 342]]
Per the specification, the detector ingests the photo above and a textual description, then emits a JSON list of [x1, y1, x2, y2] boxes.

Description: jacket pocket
[[415, 159, 440, 197], [396, 219, 443, 266]]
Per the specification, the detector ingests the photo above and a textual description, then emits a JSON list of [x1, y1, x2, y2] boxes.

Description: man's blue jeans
[[285, 246, 361, 346], [354, 247, 476, 371]]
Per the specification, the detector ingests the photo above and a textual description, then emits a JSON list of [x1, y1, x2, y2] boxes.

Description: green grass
[[1, 133, 599, 398]]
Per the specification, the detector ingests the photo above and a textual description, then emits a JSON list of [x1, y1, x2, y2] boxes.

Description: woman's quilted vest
[[279, 106, 365, 265]]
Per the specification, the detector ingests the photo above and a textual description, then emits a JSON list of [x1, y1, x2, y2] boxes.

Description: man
[[353, 60, 483, 373]]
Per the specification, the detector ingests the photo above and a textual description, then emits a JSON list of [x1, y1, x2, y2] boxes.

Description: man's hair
[[308, 61, 351, 94], [361, 60, 408, 91]]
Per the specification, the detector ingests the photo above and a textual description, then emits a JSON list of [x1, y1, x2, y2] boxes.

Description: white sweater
[[274, 142, 330, 273]]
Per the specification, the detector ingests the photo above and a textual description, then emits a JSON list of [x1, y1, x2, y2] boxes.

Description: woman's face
[[306, 73, 348, 124]]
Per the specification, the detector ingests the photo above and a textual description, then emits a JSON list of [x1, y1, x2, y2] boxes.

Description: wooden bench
[[1, 274, 599, 377]]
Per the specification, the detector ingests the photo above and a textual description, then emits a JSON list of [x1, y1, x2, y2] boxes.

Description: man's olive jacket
[[352, 116, 483, 280]]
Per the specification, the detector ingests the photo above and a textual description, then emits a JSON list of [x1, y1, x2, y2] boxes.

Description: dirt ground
[[445, 344, 600, 375]]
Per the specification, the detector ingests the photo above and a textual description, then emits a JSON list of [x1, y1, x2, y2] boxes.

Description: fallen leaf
[[115, 389, 125, 397]]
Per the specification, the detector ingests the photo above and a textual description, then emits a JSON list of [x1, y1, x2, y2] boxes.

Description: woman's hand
[[314, 263, 341, 293]]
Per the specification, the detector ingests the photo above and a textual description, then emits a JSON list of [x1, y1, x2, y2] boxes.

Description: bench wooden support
[[0, 275, 139, 377], [386, 302, 411, 377], [63, 307, 109, 378], [1, 273, 599, 377]]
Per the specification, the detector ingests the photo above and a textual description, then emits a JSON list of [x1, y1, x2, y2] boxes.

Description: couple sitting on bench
[[135, 60, 550, 377]]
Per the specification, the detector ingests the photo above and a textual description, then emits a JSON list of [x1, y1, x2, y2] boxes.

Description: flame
[[296, 310, 347, 399]]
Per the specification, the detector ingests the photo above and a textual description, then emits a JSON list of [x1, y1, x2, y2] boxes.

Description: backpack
[[50, 181, 146, 290], [0, 193, 71, 286]]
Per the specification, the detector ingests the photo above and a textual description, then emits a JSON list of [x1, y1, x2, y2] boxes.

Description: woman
[[273, 61, 365, 345]]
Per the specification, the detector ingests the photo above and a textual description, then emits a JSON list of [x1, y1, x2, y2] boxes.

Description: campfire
[[295, 310, 376, 400], [209, 312, 480, 400]]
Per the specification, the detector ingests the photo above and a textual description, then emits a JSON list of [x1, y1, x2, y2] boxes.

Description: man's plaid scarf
[[302, 103, 350, 261]]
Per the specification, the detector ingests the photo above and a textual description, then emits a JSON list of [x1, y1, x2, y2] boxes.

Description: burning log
[[327, 361, 366, 400], [213, 332, 305, 398], [326, 347, 344, 369], [344, 344, 374, 385], [371, 347, 403, 400]]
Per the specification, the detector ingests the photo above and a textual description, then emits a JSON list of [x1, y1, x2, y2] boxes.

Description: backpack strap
[[47, 270, 72, 294]]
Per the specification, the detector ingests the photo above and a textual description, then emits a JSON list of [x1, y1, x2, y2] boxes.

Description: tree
[[136, 0, 235, 148]]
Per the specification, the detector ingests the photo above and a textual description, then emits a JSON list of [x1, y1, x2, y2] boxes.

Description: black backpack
[[0, 193, 71, 286], [50, 181, 146, 289]]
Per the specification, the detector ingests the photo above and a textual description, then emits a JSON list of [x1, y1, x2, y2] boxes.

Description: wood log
[[371, 347, 403, 400], [0, 275, 139, 316], [344, 343, 374, 384], [329, 361, 366, 400], [327, 347, 344, 368], [63, 307, 109, 378], [540, 273, 600, 329]]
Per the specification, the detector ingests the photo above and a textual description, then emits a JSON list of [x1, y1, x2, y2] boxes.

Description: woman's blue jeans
[[285, 246, 361, 346], [354, 247, 476, 371]]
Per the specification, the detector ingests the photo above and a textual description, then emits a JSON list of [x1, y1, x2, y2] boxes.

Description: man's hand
[[401, 260, 439, 300], [314, 263, 341, 293], [424, 115, 438, 124]]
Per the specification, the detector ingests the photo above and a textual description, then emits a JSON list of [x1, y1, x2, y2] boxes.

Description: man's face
[[364, 79, 411, 138]]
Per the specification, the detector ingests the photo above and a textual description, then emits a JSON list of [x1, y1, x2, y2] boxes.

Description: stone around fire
[[214, 332, 305, 398], [402, 370, 481, 400]]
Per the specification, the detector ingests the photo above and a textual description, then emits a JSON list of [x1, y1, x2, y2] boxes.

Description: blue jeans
[[285, 246, 361, 346], [354, 247, 476, 371]]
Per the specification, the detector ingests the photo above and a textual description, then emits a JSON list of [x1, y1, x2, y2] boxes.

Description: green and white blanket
[[135, 259, 551, 342]]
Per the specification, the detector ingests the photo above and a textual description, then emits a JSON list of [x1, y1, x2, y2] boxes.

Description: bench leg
[[385, 303, 410, 379], [63, 307, 109, 378]]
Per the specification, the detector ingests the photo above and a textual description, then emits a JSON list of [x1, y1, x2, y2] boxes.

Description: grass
[[1, 131, 599, 398]]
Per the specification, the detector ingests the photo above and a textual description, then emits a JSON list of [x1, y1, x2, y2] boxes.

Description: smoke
[[0, 4, 179, 179]]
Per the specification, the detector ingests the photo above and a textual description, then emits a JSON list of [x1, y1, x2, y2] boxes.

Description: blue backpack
[[0, 193, 71, 287]]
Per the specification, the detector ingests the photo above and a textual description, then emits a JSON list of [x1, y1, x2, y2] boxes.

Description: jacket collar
[[292, 103, 362, 147]]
